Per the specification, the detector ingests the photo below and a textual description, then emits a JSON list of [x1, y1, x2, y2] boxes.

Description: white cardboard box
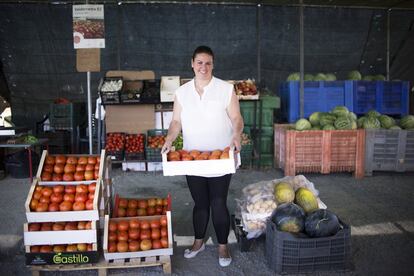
[[162, 150, 239, 176], [147, 162, 163, 171], [155, 111, 173, 130], [160, 76, 180, 102], [122, 162, 146, 172]]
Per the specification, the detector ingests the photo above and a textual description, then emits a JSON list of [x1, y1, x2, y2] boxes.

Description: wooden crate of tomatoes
[[112, 194, 171, 218], [124, 133, 145, 161], [103, 211, 173, 260]]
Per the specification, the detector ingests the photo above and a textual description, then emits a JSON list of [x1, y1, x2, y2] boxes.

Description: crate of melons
[[103, 212, 173, 260], [25, 180, 102, 223], [162, 147, 239, 176], [37, 149, 106, 184], [26, 241, 99, 265], [112, 194, 171, 218]]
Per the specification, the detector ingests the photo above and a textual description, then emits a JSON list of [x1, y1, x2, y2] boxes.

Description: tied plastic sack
[[236, 181, 277, 239]]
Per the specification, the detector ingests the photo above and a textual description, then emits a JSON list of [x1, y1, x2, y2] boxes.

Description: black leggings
[[186, 174, 232, 244]]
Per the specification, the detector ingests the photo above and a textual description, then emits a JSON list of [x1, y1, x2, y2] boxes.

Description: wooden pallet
[[29, 255, 171, 276]]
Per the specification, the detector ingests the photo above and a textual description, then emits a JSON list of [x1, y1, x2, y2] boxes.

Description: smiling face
[[191, 53, 214, 81]]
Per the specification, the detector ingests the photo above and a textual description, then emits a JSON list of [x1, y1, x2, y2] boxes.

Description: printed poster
[[73, 4, 105, 49]]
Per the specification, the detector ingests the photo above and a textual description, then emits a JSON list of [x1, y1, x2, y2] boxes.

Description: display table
[[0, 138, 49, 183]]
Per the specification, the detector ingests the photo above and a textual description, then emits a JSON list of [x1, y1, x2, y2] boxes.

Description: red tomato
[[65, 185, 76, 194], [150, 220, 160, 229], [40, 222, 52, 231], [117, 221, 129, 231], [31, 245, 40, 253], [160, 237, 169, 248], [43, 164, 54, 173], [48, 202, 60, 212], [126, 208, 137, 217], [75, 193, 88, 203], [85, 199, 94, 210], [151, 228, 161, 240], [30, 199, 39, 211], [109, 221, 118, 232], [116, 241, 128, 252], [117, 207, 126, 217], [85, 164, 94, 171], [160, 216, 168, 227], [152, 239, 162, 249], [28, 223, 41, 231], [74, 171, 84, 181], [45, 156, 55, 165], [55, 155, 66, 164], [54, 164, 64, 174], [140, 229, 151, 240], [50, 193, 63, 203], [65, 222, 78, 230], [77, 221, 86, 230], [78, 156, 88, 165], [129, 240, 140, 252], [128, 199, 138, 209], [52, 222, 65, 231], [52, 185, 64, 194], [39, 196, 50, 204], [35, 202, 48, 212], [41, 187, 53, 197], [108, 231, 117, 242], [129, 219, 140, 229], [117, 230, 129, 242], [119, 198, 128, 208], [87, 157, 97, 165], [88, 183, 96, 193], [62, 173, 74, 181], [40, 245, 52, 253], [64, 164, 76, 174], [52, 173, 63, 181], [128, 228, 140, 240], [66, 156, 78, 165], [76, 164, 86, 172], [59, 201, 73, 211], [84, 170, 94, 180], [76, 184, 88, 194], [140, 221, 150, 230], [73, 201, 85, 211], [63, 193, 75, 202], [160, 227, 168, 238]]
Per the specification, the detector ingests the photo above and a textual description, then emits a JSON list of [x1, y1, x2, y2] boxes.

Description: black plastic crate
[[106, 150, 124, 161], [120, 80, 144, 103], [142, 79, 161, 103], [231, 215, 257, 252], [99, 77, 123, 105], [125, 152, 145, 161], [145, 129, 167, 162], [265, 218, 351, 274]]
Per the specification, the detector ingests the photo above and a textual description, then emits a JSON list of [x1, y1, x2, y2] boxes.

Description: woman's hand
[[161, 140, 173, 154], [230, 135, 242, 153]]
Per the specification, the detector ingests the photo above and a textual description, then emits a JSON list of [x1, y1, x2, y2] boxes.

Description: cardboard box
[[105, 105, 155, 134], [160, 76, 180, 102], [155, 111, 173, 130], [162, 150, 239, 176], [148, 162, 163, 171], [23, 221, 98, 245], [103, 212, 173, 260]]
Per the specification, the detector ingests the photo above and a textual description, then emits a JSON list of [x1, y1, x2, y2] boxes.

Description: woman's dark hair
[[192, 45, 214, 60]]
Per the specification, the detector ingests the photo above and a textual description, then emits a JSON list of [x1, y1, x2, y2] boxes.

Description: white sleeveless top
[[175, 77, 234, 176]]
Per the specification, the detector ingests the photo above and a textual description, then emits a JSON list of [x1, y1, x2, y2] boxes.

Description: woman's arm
[[162, 96, 182, 154], [227, 89, 244, 152]]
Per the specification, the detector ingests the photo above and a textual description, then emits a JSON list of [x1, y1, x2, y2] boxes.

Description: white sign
[[73, 5, 105, 49]]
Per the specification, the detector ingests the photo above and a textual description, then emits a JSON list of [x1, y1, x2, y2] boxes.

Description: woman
[[162, 45, 244, 267]]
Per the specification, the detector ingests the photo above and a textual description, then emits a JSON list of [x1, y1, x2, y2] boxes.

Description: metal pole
[[87, 71, 93, 154], [256, 3, 261, 85], [299, 0, 304, 118], [386, 9, 390, 81]]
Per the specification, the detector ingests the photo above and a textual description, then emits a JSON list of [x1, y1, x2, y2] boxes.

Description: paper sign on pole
[[76, 49, 101, 72], [73, 5, 105, 49]]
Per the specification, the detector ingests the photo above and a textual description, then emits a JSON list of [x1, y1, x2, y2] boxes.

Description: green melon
[[357, 116, 366, 128], [295, 118, 312, 131], [363, 116, 381, 129], [309, 112, 321, 126], [319, 113, 336, 127], [314, 73, 327, 81], [348, 112, 357, 121], [331, 106, 349, 117], [274, 182, 295, 204], [347, 70, 362, 80], [323, 124, 335, 130], [295, 187, 319, 214], [304, 74, 314, 81], [379, 115, 396, 129], [334, 117, 352, 130], [270, 203, 305, 233], [366, 110, 381, 118], [389, 125, 402, 130], [400, 115, 414, 129], [325, 73, 337, 81], [287, 72, 300, 81]]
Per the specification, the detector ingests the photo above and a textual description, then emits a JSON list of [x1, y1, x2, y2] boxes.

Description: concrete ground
[[0, 166, 413, 275]]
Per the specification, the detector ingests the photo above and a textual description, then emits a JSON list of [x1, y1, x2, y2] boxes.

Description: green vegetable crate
[[265, 218, 351, 274], [145, 129, 168, 162]]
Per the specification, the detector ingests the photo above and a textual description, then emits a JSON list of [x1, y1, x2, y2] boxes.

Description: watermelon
[[348, 112, 357, 121], [331, 106, 349, 117], [362, 75, 374, 81], [374, 74, 386, 81], [319, 113, 336, 127], [270, 203, 305, 233], [325, 73, 337, 81], [347, 70, 362, 80], [295, 118, 312, 131], [357, 116, 366, 128], [351, 120, 357, 129], [322, 124, 335, 130], [287, 72, 300, 81], [311, 126, 321, 130], [400, 115, 414, 129], [363, 116, 381, 129], [309, 112, 321, 126], [305, 209, 341, 238], [295, 187, 319, 214], [389, 125, 402, 130], [379, 115, 396, 129], [334, 117, 352, 130], [274, 182, 295, 204], [366, 110, 381, 118], [314, 73, 326, 81], [304, 74, 314, 81]]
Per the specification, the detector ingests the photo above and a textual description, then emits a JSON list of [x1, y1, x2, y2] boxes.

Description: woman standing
[[162, 45, 244, 267]]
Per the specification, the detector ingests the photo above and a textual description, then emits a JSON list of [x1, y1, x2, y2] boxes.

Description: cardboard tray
[[103, 211, 173, 260], [36, 150, 106, 185], [162, 150, 239, 176], [23, 221, 98, 246], [24, 179, 102, 223]]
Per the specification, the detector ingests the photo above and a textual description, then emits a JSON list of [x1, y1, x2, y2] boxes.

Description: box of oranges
[[103, 211, 173, 260], [162, 148, 239, 176], [112, 194, 171, 218]]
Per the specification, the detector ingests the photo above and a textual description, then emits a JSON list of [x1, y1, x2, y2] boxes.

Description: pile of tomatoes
[[30, 183, 96, 212], [147, 135, 166, 149], [28, 221, 93, 231], [116, 197, 169, 217], [41, 155, 100, 182], [107, 216, 169, 252], [30, 243, 94, 253], [105, 132, 126, 152], [167, 147, 230, 161], [125, 134, 145, 153]]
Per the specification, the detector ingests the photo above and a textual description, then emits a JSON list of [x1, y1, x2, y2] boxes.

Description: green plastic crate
[[145, 129, 168, 162], [257, 135, 274, 154], [240, 103, 274, 126], [253, 153, 274, 168], [260, 95, 280, 109]]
